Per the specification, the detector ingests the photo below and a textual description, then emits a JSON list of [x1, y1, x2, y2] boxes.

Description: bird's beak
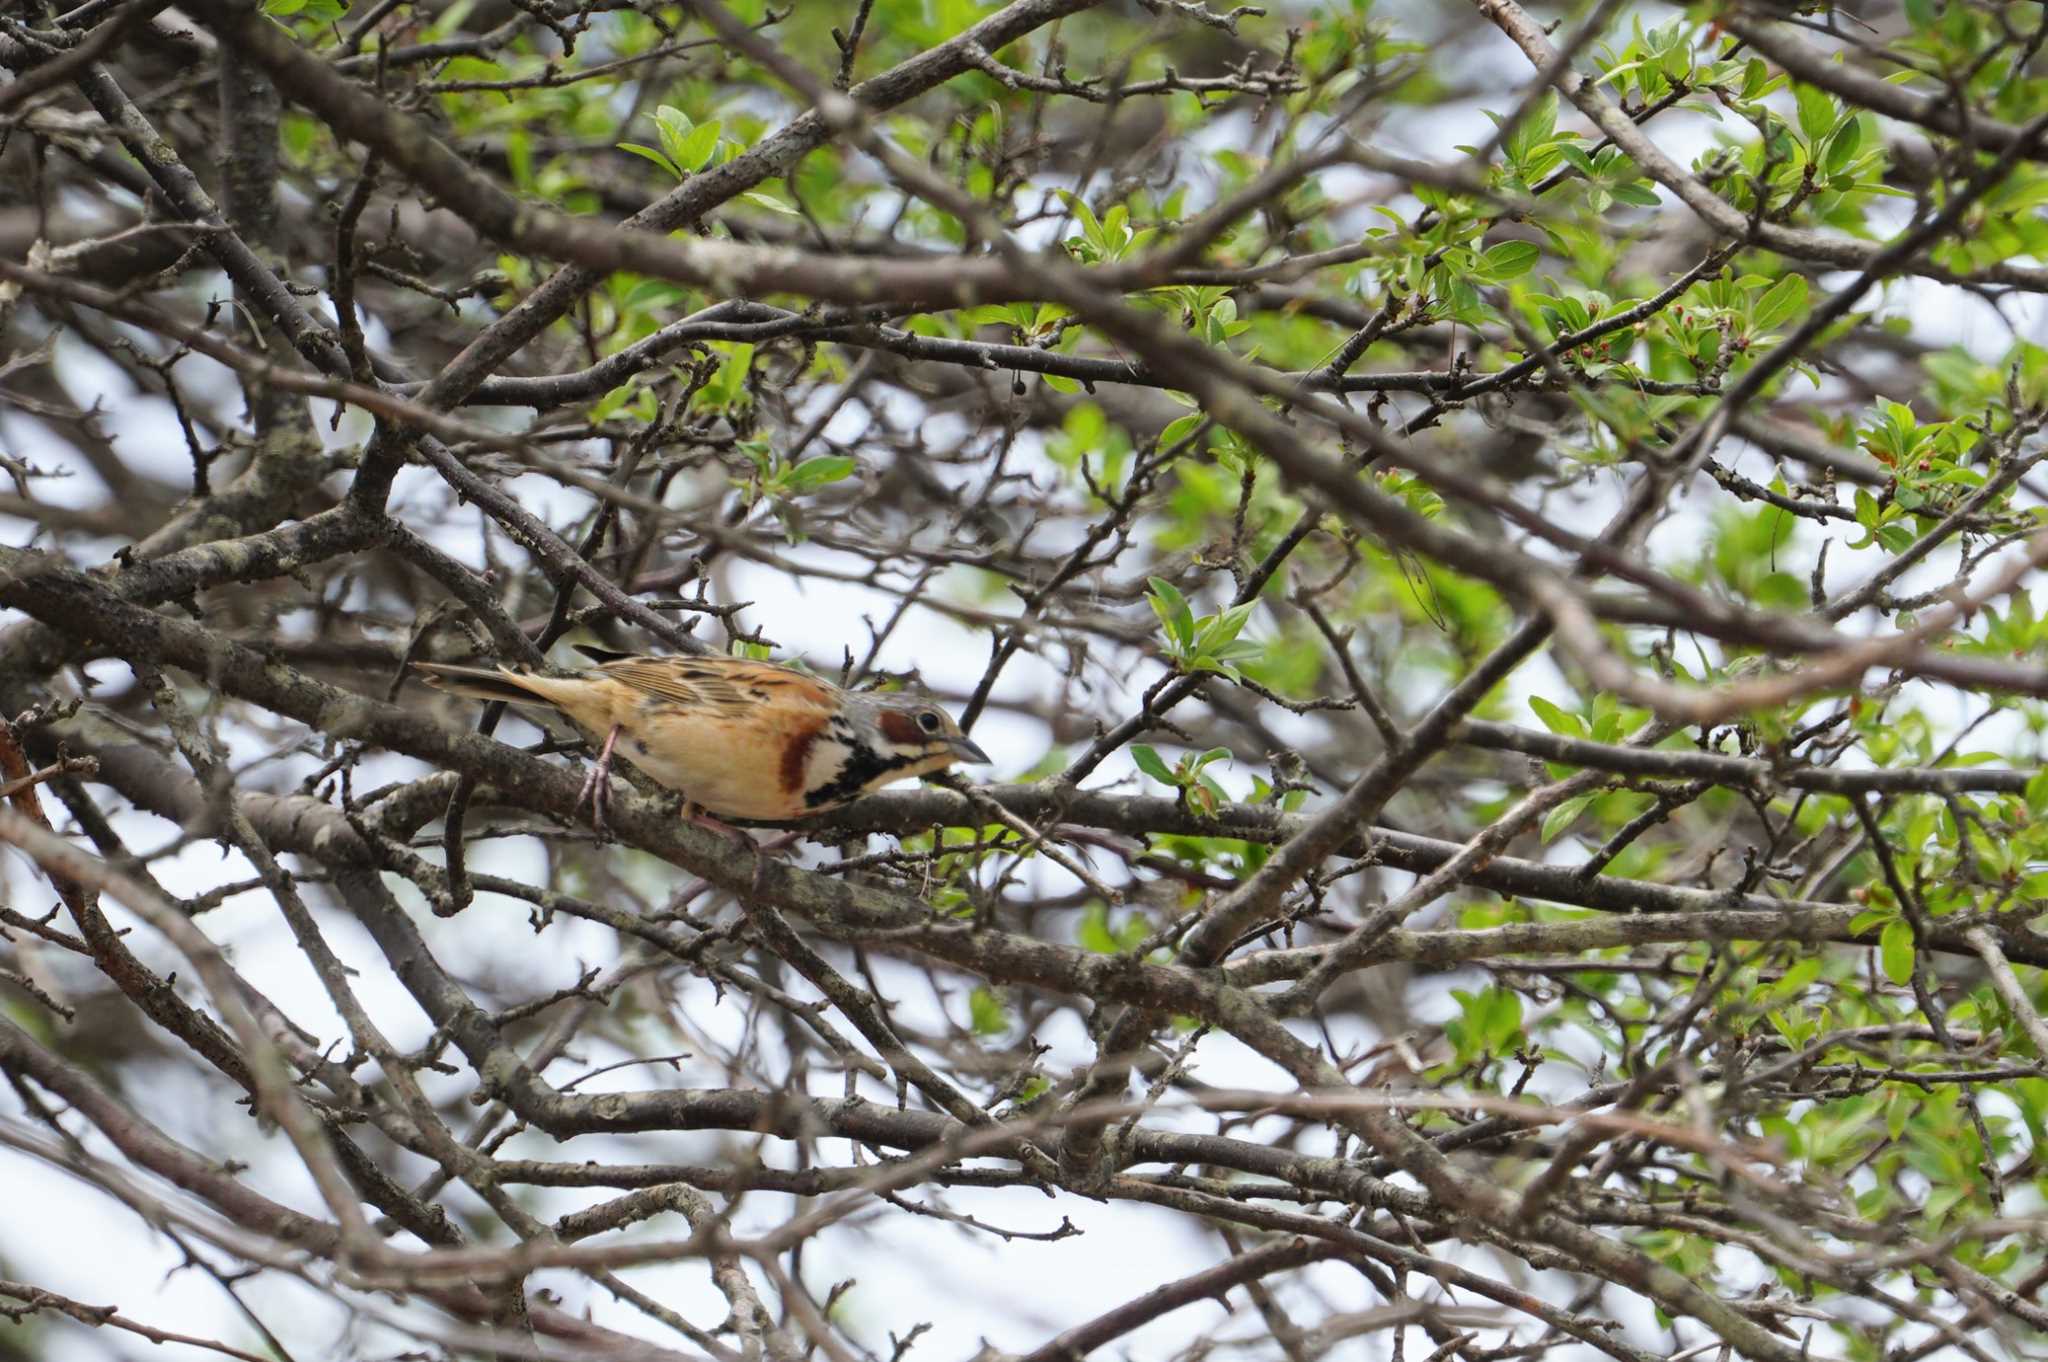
[[948, 735, 991, 765]]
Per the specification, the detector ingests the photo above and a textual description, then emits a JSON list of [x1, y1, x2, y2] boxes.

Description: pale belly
[[614, 725, 803, 821], [610, 714, 936, 821]]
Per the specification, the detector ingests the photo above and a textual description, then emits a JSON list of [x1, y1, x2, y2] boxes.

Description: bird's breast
[[611, 699, 827, 821]]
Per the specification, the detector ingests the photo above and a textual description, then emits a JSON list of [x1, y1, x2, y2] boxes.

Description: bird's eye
[[917, 710, 941, 734]]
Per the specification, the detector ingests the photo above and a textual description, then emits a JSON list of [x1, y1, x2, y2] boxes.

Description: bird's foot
[[748, 830, 804, 896], [680, 805, 800, 896], [575, 725, 623, 843], [683, 802, 756, 851]]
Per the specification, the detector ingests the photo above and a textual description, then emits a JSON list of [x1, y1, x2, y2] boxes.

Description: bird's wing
[[590, 655, 839, 713]]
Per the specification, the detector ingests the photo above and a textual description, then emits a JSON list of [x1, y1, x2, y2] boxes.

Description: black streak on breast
[[804, 743, 919, 810]]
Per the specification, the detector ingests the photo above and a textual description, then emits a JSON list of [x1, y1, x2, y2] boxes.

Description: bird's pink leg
[[748, 829, 803, 893], [576, 725, 623, 841], [680, 804, 796, 895], [683, 801, 756, 850]]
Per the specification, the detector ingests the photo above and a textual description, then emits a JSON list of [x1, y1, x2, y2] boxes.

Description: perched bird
[[412, 646, 990, 834]]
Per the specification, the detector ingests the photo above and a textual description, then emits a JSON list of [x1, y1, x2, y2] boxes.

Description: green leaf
[[1824, 118, 1862, 174], [1147, 577, 1195, 649], [1158, 413, 1206, 452], [1794, 84, 1835, 142], [1751, 274, 1808, 332], [1762, 955, 1825, 1005], [1741, 57, 1770, 100], [740, 191, 801, 215], [440, 55, 499, 81], [503, 130, 533, 189], [1556, 143, 1598, 178], [589, 383, 638, 424], [785, 456, 856, 493], [967, 986, 1010, 1036], [1480, 241, 1540, 280], [1061, 191, 1104, 247], [1480, 988, 1523, 1050], [1528, 694, 1584, 737], [617, 142, 681, 180], [1130, 744, 1176, 785], [1880, 918, 1916, 987], [654, 106, 695, 169], [1196, 602, 1256, 655], [1504, 89, 1557, 165], [1078, 903, 1121, 954], [1541, 793, 1596, 844], [1451, 987, 1525, 1058], [674, 119, 724, 172]]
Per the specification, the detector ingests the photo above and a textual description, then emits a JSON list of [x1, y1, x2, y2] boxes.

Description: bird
[[412, 645, 990, 836]]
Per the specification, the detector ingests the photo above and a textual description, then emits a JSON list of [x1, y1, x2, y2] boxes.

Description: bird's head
[[851, 692, 990, 778]]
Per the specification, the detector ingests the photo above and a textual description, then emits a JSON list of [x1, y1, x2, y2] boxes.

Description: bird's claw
[[681, 804, 779, 896], [682, 803, 753, 849], [574, 725, 623, 844], [573, 765, 612, 843]]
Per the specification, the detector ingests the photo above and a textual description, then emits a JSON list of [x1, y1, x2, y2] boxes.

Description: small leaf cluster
[[1060, 193, 1157, 266], [1130, 743, 1233, 818], [1443, 986, 1525, 1068], [1077, 903, 1155, 956], [732, 442, 857, 540], [263, 0, 345, 24], [618, 104, 728, 182], [1146, 577, 1262, 683]]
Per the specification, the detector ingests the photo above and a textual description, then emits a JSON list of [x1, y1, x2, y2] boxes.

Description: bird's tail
[[411, 661, 552, 707]]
